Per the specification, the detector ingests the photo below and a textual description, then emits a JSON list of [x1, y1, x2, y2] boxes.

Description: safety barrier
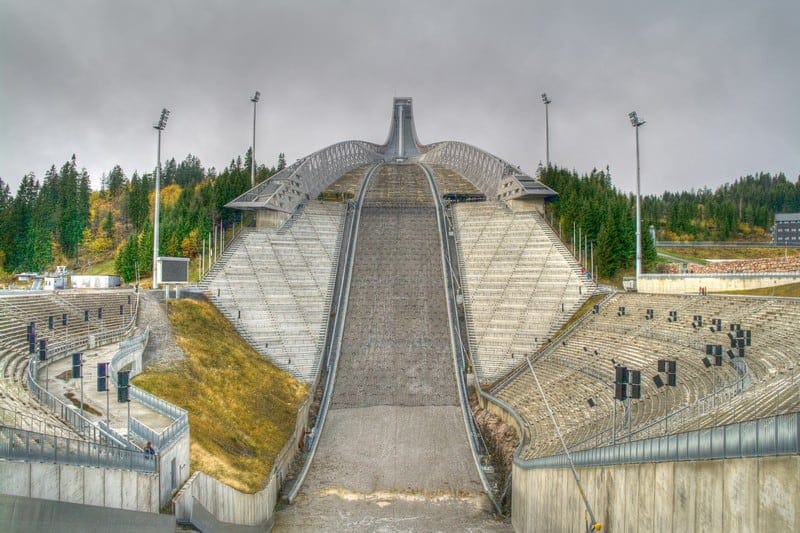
[[0, 424, 155, 472], [516, 412, 800, 469]]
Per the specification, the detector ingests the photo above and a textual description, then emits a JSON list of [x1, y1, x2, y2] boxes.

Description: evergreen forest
[[0, 156, 796, 284]]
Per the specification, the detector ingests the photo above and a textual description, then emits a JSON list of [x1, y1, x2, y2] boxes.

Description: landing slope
[[274, 165, 505, 530]]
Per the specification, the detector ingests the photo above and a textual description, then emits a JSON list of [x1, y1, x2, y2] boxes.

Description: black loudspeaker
[[71, 352, 82, 378], [727, 349, 735, 359], [736, 329, 744, 338], [653, 375, 665, 388], [702, 357, 712, 368], [715, 345, 723, 356], [62, 313, 67, 326], [630, 383, 641, 399], [658, 359, 667, 373], [97, 362, 108, 392], [615, 366, 629, 384], [48, 315, 54, 330], [667, 360, 677, 374], [630, 370, 641, 385], [667, 373, 677, 387], [97, 307, 102, 319], [614, 383, 627, 401], [28, 332, 36, 354], [127, 295, 131, 305], [738, 348, 746, 358], [84, 310, 89, 322], [26, 323, 34, 343], [38, 339, 47, 361], [587, 398, 596, 407], [746, 337, 751, 347], [119, 305, 124, 316], [715, 355, 723, 366], [117, 370, 130, 402], [706, 344, 713, 355]]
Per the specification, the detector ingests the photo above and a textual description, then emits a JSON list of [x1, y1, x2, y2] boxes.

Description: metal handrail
[[0, 424, 156, 472], [516, 412, 800, 469]]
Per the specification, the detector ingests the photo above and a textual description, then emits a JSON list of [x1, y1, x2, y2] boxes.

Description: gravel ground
[[137, 290, 186, 366]]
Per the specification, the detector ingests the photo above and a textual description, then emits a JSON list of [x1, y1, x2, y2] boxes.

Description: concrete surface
[[512, 455, 800, 532], [273, 165, 508, 530]]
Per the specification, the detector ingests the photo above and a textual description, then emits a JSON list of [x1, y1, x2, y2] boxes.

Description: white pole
[[251, 92, 259, 188], [152, 127, 162, 289]]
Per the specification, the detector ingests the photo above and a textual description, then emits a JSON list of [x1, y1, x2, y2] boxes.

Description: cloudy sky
[[1, 0, 798, 196]]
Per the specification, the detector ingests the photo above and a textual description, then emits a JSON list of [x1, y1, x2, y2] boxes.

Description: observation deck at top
[[224, 97, 557, 225]]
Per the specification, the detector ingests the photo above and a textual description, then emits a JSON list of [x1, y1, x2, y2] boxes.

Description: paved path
[[39, 339, 173, 445]]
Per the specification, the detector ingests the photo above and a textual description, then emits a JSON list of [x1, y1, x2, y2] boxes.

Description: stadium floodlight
[[250, 91, 260, 187], [541, 93, 552, 167], [629, 110, 645, 291], [152, 108, 170, 289]]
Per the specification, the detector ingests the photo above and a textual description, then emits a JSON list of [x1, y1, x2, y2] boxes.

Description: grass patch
[[132, 299, 308, 493], [554, 293, 608, 336], [81, 257, 117, 276], [715, 282, 800, 298]]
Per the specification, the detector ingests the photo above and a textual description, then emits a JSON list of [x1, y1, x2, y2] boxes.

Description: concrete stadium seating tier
[[0, 290, 136, 435], [494, 293, 800, 460], [452, 201, 594, 383], [428, 164, 483, 196], [206, 201, 346, 383], [331, 164, 458, 408], [319, 163, 372, 199]]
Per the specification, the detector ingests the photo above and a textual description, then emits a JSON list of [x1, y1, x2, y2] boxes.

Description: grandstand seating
[[453, 201, 594, 383], [428, 164, 483, 197], [0, 290, 136, 437], [494, 293, 800, 460], [318, 163, 371, 199], [206, 201, 345, 383]]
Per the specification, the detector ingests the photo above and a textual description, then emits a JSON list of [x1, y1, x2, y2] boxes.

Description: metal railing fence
[[0, 424, 156, 472]]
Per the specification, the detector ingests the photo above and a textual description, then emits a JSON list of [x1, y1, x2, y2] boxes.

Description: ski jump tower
[[225, 97, 556, 227]]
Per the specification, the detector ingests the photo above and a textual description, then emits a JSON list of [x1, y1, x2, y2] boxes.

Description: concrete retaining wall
[[512, 455, 799, 532], [157, 429, 190, 509], [0, 460, 160, 513], [173, 398, 310, 527], [638, 273, 800, 294]]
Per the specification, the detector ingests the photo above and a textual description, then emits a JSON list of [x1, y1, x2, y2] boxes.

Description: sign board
[[157, 257, 190, 284]]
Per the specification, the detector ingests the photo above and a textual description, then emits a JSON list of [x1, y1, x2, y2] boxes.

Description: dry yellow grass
[[132, 298, 308, 493]]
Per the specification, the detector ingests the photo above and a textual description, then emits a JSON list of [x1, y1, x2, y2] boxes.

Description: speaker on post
[[71, 352, 82, 378], [117, 370, 130, 402], [653, 375, 664, 388], [629, 370, 641, 399], [97, 362, 108, 392], [702, 357, 712, 368], [614, 383, 627, 401]]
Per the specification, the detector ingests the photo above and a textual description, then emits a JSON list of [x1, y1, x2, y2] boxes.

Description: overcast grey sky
[[1, 0, 798, 196]]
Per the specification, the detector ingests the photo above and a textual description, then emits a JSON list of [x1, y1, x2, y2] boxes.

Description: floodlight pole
[[250, 91, 260, 187], [541, 93, 551, 167], [152, 108, 170, 289], [629, 111, 645, 292]]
